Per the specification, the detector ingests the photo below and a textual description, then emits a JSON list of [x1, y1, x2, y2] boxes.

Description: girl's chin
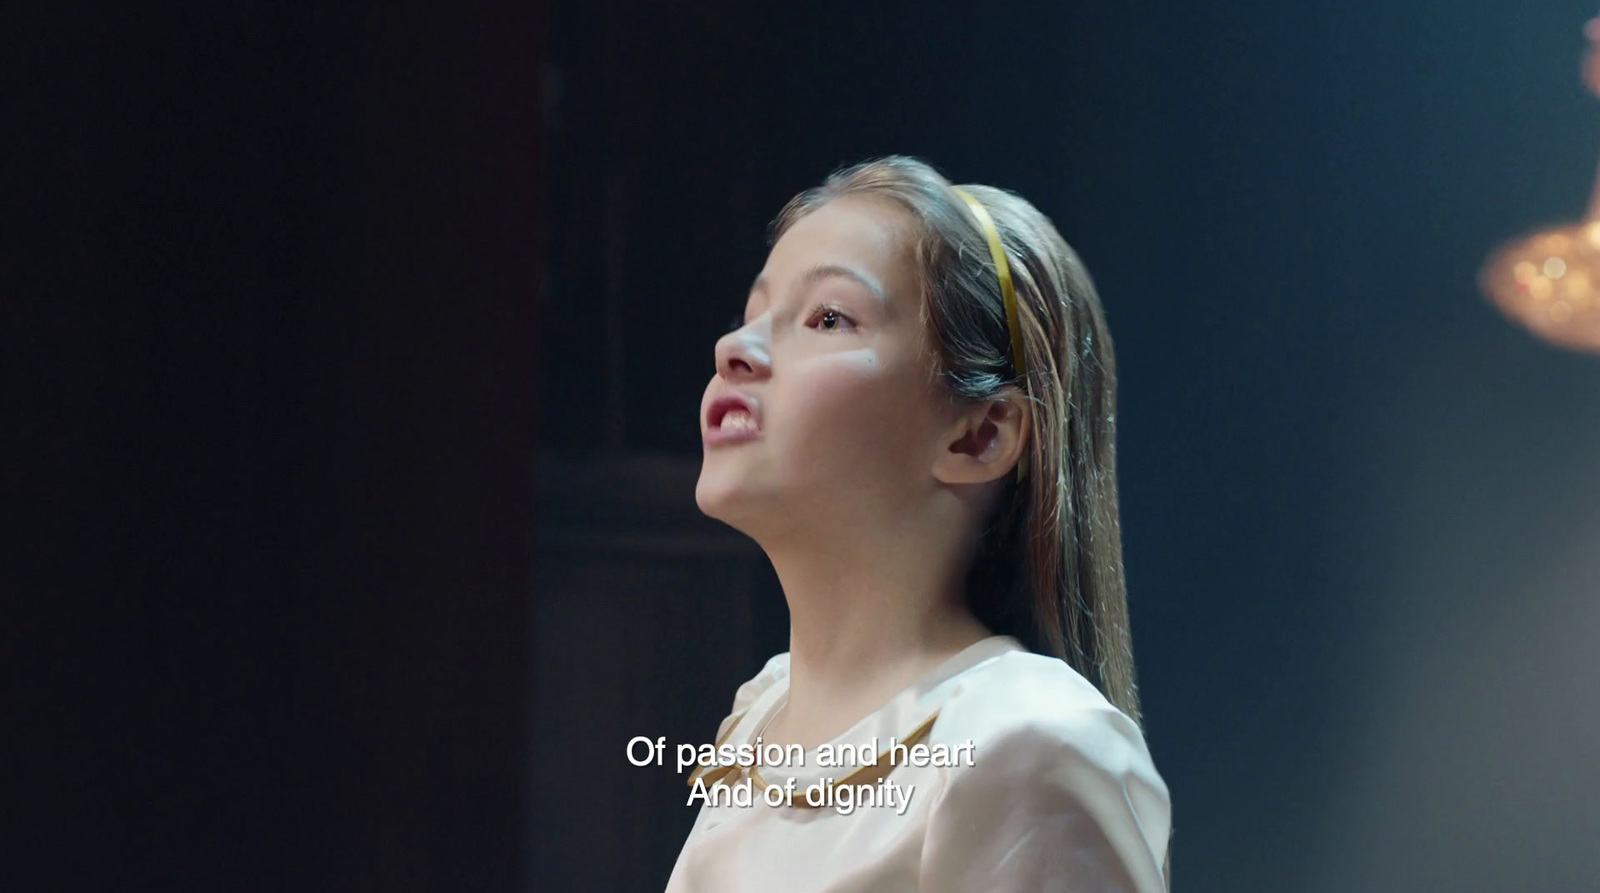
[[694, 474, 784, 524], [694, 475, 748, 517]]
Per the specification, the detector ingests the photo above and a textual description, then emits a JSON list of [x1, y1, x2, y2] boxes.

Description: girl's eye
[[807, 305, 854, 332]]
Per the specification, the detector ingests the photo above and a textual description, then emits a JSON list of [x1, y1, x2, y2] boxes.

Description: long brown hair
[[771, 156, 1143, 727]]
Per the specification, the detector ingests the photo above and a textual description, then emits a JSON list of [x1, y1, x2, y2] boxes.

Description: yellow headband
[[951, 186, 1029, 482]]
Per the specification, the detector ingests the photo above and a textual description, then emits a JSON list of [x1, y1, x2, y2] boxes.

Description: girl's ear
[[932, 390, 1030, 485]]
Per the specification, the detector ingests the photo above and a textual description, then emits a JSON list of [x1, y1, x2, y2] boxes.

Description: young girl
[[669, 156, 1170, 892]]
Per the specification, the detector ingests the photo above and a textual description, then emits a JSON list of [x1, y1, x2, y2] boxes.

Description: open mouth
[[707, 395, 761, 439], [714, 408, 757, 432]]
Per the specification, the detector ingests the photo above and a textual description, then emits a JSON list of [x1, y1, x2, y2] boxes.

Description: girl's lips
[[705, 393, 761, 446], [703, 423, 761, 446]]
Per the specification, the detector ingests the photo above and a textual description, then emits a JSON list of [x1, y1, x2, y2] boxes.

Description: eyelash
[[806, 303, 855, 332], [725, 305, 857, 333]]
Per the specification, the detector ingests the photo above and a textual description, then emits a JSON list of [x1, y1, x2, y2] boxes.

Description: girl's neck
[[759, 536, 991, 750]]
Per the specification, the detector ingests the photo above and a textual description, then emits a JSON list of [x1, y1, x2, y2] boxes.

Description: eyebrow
[[748, 264, 885, 303]]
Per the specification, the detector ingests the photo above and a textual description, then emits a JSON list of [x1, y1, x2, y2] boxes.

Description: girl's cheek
[[788, 354, 887, 414], [792, 349, 886, 391], [784, 362, 913, 451]]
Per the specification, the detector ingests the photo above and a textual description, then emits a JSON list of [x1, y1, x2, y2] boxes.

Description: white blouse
[[664, 635, 1171, 893]]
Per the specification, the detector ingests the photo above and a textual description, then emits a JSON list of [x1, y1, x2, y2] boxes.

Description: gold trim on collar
[[686, 708, 748, 789], [750, 709, 940, 808]]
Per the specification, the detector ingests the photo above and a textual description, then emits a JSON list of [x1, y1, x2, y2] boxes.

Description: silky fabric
[[665, 635, 1171, 893]]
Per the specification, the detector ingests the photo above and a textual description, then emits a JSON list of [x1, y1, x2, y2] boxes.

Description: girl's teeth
[[722, 410, 755, 430]]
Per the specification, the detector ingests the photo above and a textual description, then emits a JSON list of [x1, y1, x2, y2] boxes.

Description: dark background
[[11, 1, 1600, 892], [12, 4, 545, 890]]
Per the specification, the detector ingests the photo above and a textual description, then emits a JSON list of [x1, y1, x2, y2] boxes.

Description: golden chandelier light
[[1479, 15, 1600, 353]]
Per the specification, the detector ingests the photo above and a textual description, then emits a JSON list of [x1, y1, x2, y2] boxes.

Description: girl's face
[[696, 195, 954, 538]]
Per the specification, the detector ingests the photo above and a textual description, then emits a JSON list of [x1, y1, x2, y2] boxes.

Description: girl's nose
[[714, 326, 770, 382]]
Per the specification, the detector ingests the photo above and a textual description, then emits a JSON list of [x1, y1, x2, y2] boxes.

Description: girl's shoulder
[[934, 648, 1146, 754], [923, 650, 1171, 892]]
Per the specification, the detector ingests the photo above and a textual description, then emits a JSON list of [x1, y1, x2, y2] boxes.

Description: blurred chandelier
[[1479, 15, 1600, 353]]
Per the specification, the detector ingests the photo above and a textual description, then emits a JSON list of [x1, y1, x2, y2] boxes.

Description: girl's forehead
[[765, 196, 919, 297]]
